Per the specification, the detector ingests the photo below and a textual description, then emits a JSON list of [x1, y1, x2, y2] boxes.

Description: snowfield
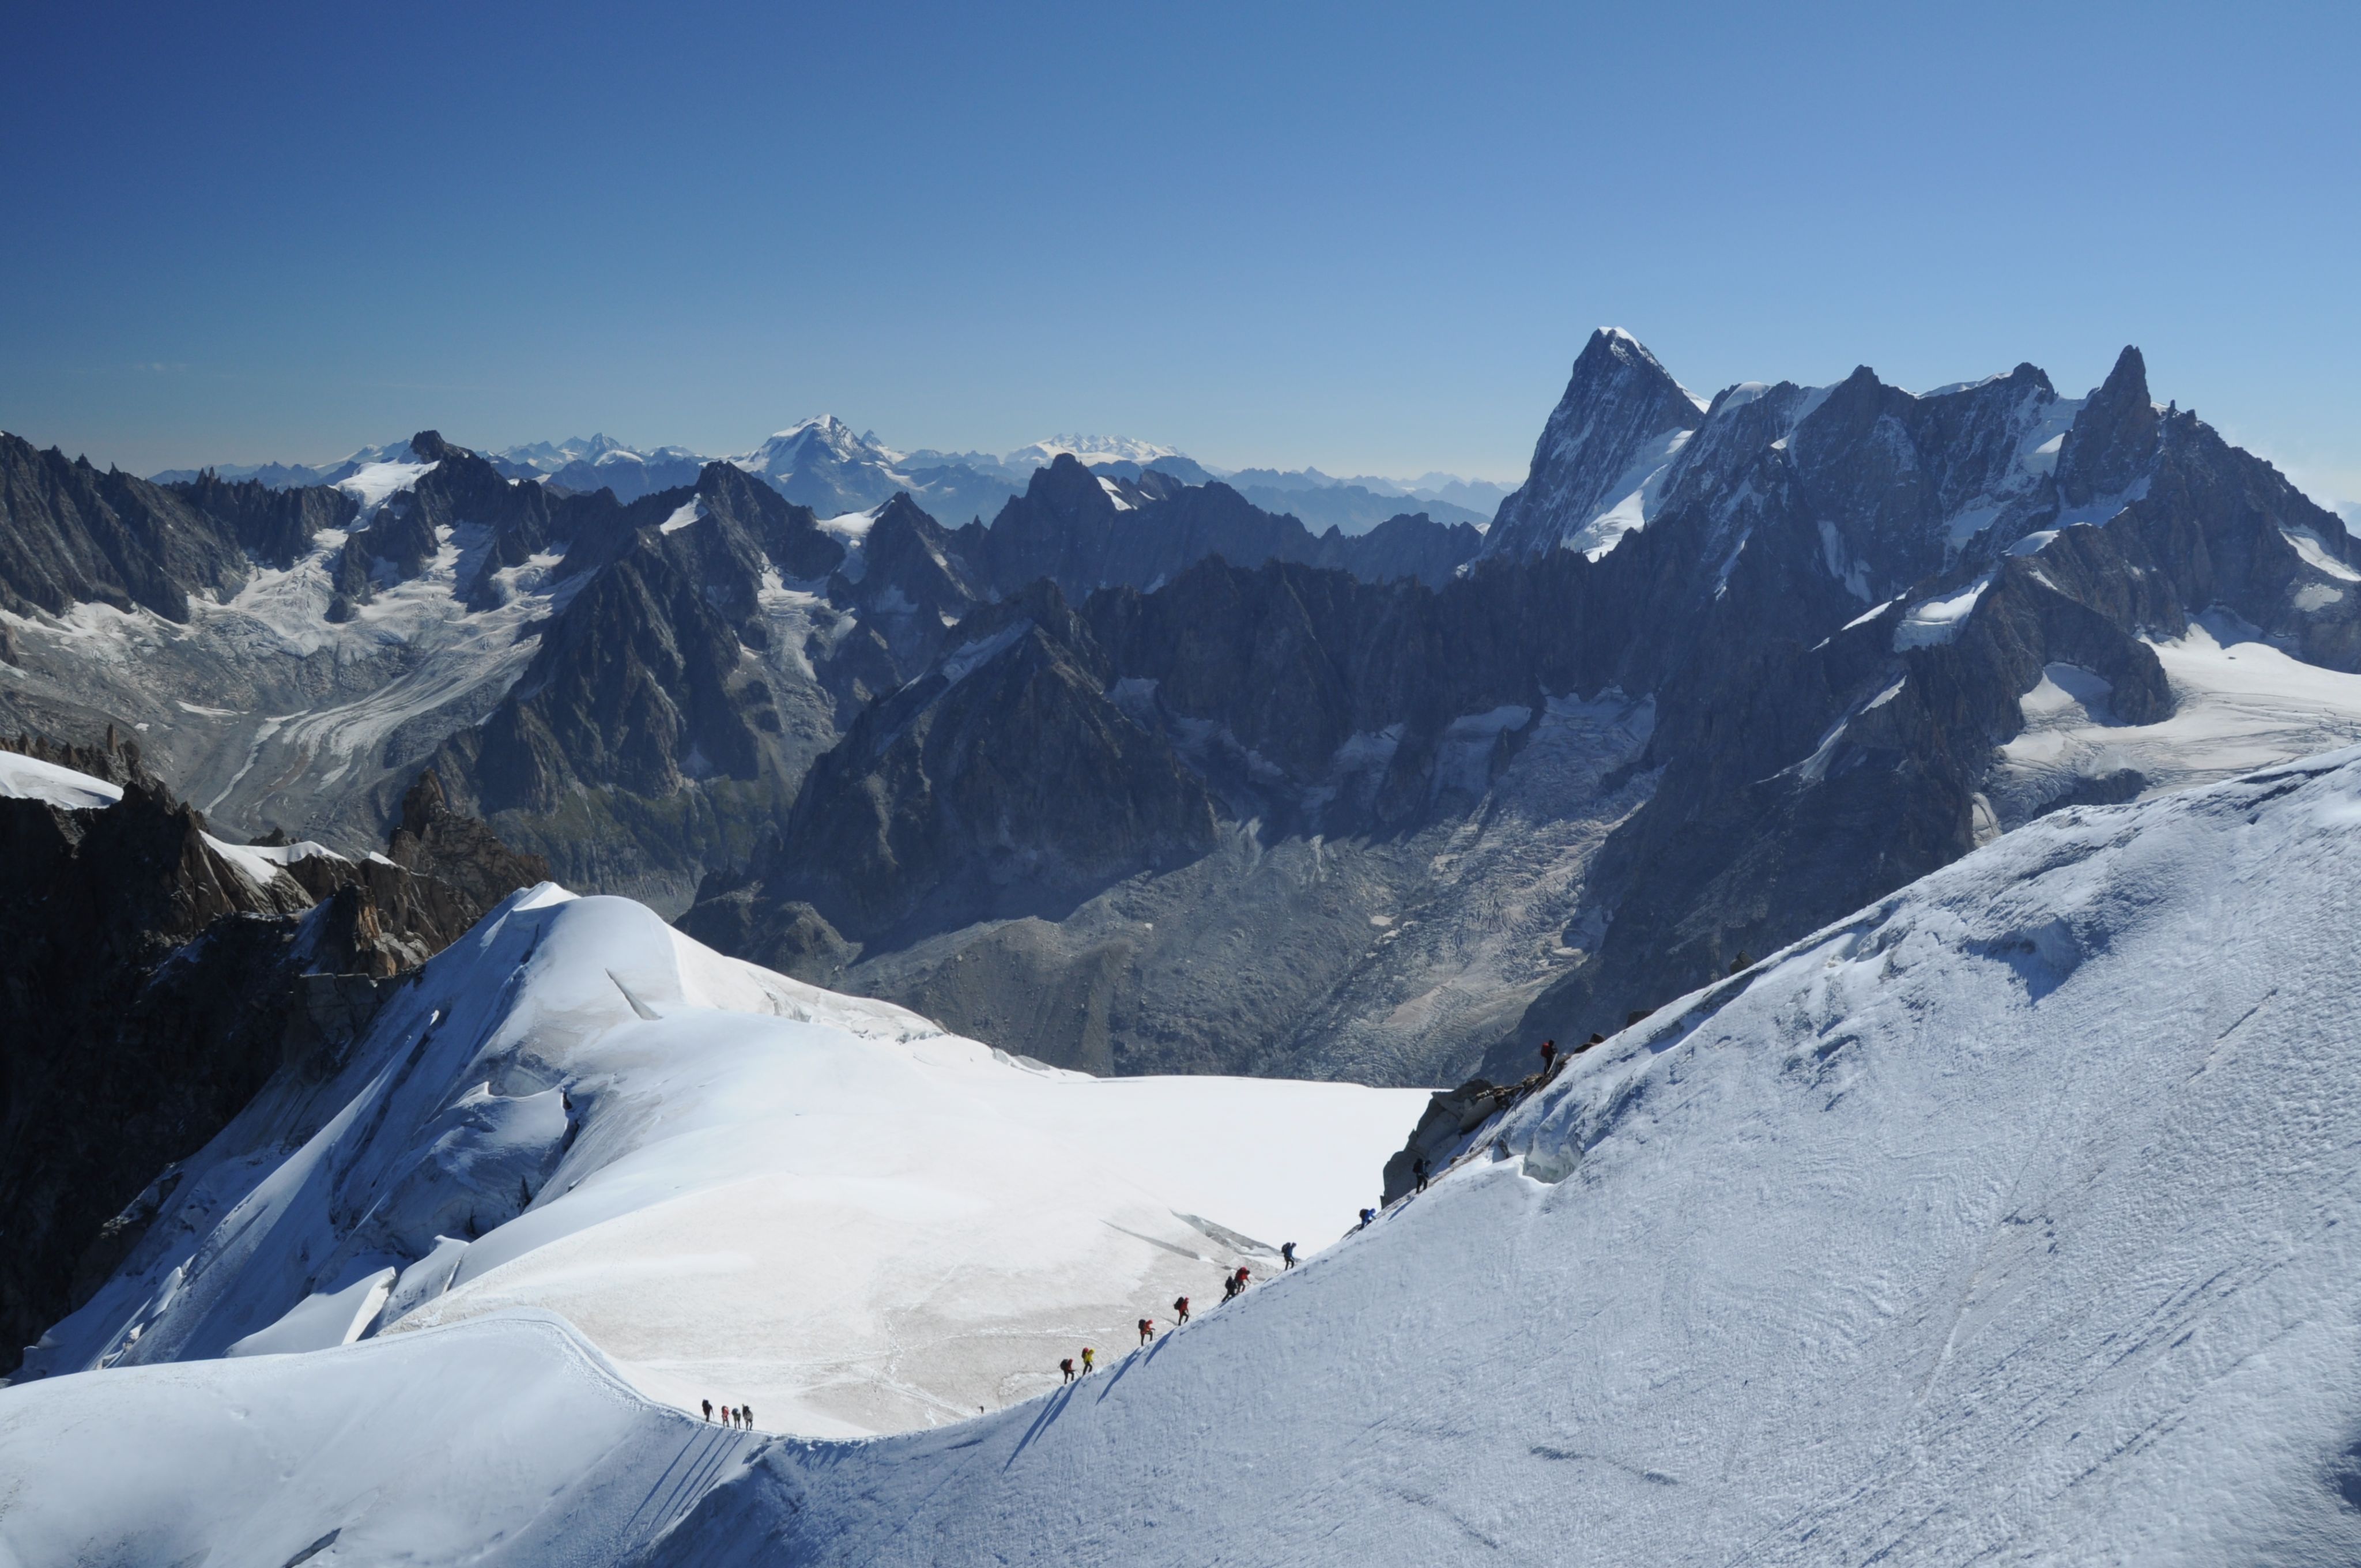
[[11, 869, 1423, 1442], [14, 745, 2361, 1562]]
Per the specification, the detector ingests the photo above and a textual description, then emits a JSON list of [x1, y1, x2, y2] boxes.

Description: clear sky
[[3, 1, 2355, 508]]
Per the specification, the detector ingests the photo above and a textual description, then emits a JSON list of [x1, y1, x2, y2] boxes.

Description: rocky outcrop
[[2055, 347, 2160, 509], [160, 470, 360, 568], [383, 770, 552, 917], [0, 745, 544, 1375]]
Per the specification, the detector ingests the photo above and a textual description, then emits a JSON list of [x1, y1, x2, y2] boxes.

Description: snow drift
[[641, 746, 2361, 1566]]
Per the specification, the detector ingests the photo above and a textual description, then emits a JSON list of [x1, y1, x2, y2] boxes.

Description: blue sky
[[3, 1, 2355, 507]]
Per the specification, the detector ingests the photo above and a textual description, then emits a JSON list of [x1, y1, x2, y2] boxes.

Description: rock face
[[0, 432, 361, 620], [683, 583, 1221, 958], [0, 736, 544, 1375], [12, 336, 2361, 1091], [684, 336, 2361, 1088], [383, 770, 552, 915]]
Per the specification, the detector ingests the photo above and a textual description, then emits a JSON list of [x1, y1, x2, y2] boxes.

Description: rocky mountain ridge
[[682, 333, 2361, 1085], [1, 426, 1480, 913]]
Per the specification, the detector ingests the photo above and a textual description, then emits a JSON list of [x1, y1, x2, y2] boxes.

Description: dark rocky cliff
[[0, 738, 545, 1376]]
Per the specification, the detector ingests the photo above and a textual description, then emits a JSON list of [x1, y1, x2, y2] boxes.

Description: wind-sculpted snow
[[636, 747, 2361, 1566], [16, 888, 1421, 1443]]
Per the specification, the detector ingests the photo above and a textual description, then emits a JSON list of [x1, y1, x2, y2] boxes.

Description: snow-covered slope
[[0, 1313, 752, 1568], [14, 745, 2361, 1562], [16, 888, 1421, 1442], [638, 744, 2361, 1566]]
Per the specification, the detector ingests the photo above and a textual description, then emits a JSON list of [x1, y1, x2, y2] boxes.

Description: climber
[[1540, 1038, 1556, 1072], [743, 1404, 754, 1430], [1414, 1155, 1430, 1192], [1138, 1317, 1154, 1346], [1173, 1294, 1190, 1324], [1281, 1241, 1297, 1269], [1358, 1207, 1376, 1229], [701, 1399, 713, 1423], [1060, 1357, 1076, 1384], [1081, 1346, 1096, 1374]]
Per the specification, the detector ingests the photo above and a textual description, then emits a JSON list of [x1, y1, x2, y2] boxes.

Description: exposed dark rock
[[0, 743, 543, 1375], [384, 770, 551, 913], [160, 470, 359, 568], [696, 581, 1220, 950], [2057, 347, 2160, 508], [686, 338, 2361, 1091]]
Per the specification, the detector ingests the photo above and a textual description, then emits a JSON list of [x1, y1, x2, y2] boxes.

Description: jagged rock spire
[[2056, 346, 2159, 508]]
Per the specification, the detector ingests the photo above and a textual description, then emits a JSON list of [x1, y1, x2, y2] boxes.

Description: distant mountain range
[[152, 423, 1508, 533], [14, 329, 2361, 1092]]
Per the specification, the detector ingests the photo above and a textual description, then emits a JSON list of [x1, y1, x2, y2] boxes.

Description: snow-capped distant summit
[[1006, 434, 1184, 470], [493, 434, 628, 473], [738, 414, 899, 475]]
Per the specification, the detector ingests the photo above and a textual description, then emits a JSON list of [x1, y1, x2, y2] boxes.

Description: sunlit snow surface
[[0, 1313, 755, 1567], [13, 887, 1421, 1444], [0, 749, 122, 810], [334, 458, 436, 514]]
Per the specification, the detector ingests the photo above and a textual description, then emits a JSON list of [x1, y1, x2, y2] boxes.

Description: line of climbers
[[1055, 1239, 1305, 1384], [701, 1398, 754, 1430]]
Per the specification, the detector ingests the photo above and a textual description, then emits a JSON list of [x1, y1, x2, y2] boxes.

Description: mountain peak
[[1481, 330, 1707, 558], [2098, 344, 2149, 406], [2057, 345, 2160, 508]]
